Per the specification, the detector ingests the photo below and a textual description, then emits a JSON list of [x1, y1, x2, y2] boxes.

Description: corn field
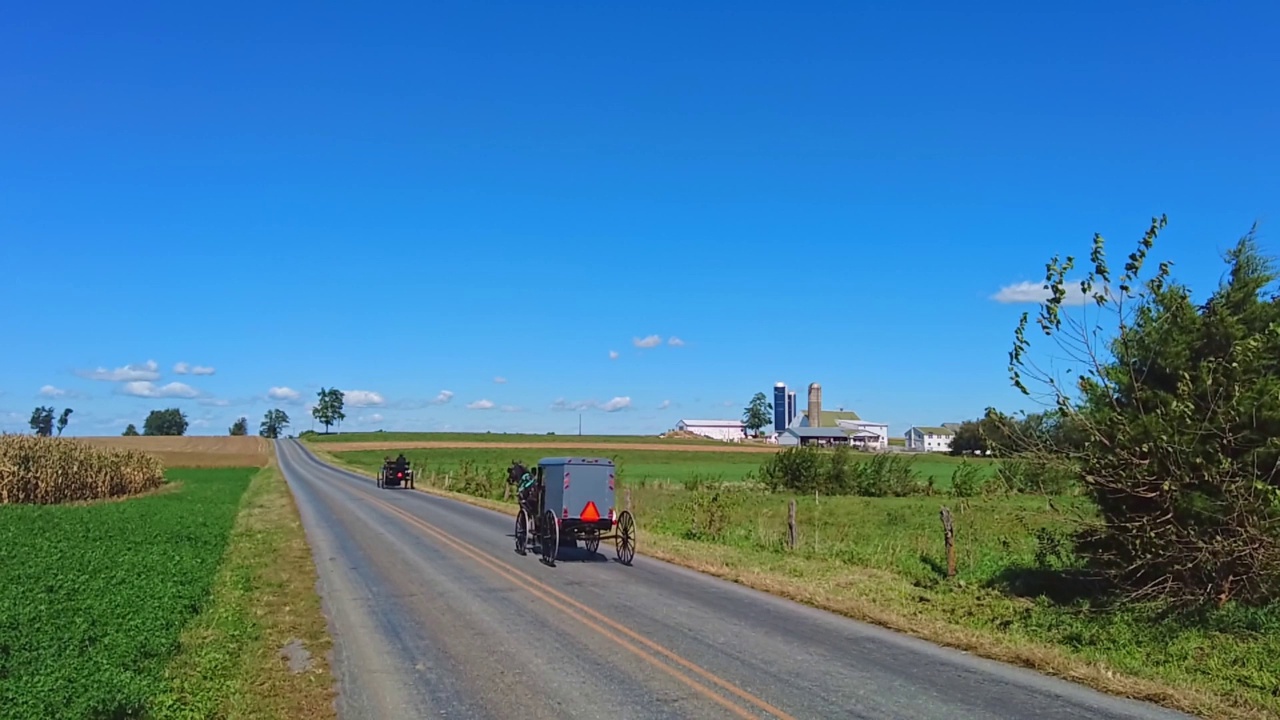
[[0, 434, 166, 504]]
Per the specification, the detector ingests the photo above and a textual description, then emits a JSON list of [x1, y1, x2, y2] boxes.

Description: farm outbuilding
[[675, 419, 746, 442], [776, 427, 852, 447]]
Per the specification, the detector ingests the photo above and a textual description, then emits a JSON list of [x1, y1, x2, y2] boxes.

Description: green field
[[0, 467, 253, 719], [329, 446, 998, 490], [301, 430, 724, 445], [318, 447, 1280, 719]]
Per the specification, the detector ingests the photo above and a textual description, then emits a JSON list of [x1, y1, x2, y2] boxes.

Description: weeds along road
[[275, 439, 1194, 720]]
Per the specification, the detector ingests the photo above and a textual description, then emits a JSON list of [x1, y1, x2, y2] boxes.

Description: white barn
[[835, 419, 890, 450], [675, 419, 746, 442]]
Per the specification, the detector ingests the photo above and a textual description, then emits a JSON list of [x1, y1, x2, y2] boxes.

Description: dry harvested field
[[315, 440, 782, 454], [73, 436, 272, 467]]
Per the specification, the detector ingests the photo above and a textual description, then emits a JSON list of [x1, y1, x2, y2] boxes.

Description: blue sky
[[2, 0, 1277, 437]]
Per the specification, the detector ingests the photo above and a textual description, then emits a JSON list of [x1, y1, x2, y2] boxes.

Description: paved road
[[276, 439, 1196, 720]]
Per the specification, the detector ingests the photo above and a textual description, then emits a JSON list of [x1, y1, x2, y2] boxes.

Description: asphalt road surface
[[276, 439, 1197, 720]]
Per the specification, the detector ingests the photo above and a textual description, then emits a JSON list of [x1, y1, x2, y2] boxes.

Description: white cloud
[[633, 335, 662, 348], [40, 385, 66, 398], [991, 280, 1102, 307], [431, 390, 454, 405], [78, 360, 160, 382], [199, 398, 231, 407], [174, 362, 216, 375], [121, 381, 200, 399], [493, 376, 507, 384], [551, 396, 632, 412], [668, 336, 685, 347], [608, 350, 619, 360], [342, 390, 385, 407], [467, 399, 495, 410], [363, 413, 385, 423], [268, 386, 301, 402], [599, 396, 632, 412], [658, 399, 671, 410], [500, 405, 522, 413]]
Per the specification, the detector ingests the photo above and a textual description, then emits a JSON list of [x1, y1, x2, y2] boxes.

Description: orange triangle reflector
[[580, 501, 601, 522]]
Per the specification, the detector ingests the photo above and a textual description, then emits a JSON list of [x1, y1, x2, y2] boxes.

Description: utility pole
[[578, 413, 582, 436]]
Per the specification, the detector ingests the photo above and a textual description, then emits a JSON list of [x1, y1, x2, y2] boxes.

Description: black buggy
[[377, 454, 415, 489], [506, 457, 636, 567]]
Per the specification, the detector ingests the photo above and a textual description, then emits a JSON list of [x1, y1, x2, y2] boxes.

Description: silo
[[807, 383, 822, 428], [773, 382, 788, 433]]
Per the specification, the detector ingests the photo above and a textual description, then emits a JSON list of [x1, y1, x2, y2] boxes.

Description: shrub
[[0, 434, 165, 505], [950, 460, 985, 498], [759, 446, 922, 497]]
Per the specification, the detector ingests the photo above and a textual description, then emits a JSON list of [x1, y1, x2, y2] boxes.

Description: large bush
[[1007, 215, 1280, 608], [760, 446, 922, 497]]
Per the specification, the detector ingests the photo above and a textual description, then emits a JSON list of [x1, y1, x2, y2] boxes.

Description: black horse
[[506, 460, 537, 514]]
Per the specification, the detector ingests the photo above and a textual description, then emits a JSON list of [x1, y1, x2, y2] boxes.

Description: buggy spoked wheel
[[514, 509, 528, 556], [583, 529, 600, 556], [614, 510, 635, 566], [540, 510, 558, 566]]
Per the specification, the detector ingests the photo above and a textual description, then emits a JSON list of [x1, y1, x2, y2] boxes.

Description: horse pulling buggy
[[377, 455, 415, 489], [507, 457, 636, 567]]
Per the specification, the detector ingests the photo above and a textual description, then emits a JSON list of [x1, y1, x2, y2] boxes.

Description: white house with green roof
[[905, 425, 956, 452]]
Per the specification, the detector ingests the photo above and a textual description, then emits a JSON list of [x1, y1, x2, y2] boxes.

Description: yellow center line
[[327, 462, 798, 720]]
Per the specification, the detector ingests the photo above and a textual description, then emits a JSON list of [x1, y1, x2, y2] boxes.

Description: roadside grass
[[149, 463, 336, 720], [302, 430, 723, 446], [0, 467, 252, 719], [327, 446, 997, 490], [316, 447, 1280, 720]]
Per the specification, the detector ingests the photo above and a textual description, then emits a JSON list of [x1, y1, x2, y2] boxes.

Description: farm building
[[776, 427, 853, 447], [674, 419, 746, 442], [905, 425, 956, 452], [835, 419, 890, 450]]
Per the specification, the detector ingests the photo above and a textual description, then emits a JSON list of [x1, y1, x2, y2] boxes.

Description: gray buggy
[[507, 457, 636, 567]]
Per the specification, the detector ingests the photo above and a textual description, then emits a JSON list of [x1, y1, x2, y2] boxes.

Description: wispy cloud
[[493, 376, 507, 384], [431, 390, 454, 405], [551, 396, 632, 413], [608, 350, 619, 360], [633, 335, 662, 348], [77, 360, 160, 382], [121, 381, 200, 399], [500, 405, 522, 413], [467, 399, 495, 410], [39, 385, 66, 398], [991, 280, 1103, 307], [658, 399, 671, 410], [173, 362, 216, 375], [667, 336, 685, 347]]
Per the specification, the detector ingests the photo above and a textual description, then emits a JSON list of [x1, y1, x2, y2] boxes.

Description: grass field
[[0, 437, 334, 719], [302, 430, 726, 446], [316, 444, 1280, 720], [0, 467, 253, 718], [325, 445, 998, 490]]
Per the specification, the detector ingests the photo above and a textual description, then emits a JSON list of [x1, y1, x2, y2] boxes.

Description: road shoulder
[[150, 460, 338, 719]]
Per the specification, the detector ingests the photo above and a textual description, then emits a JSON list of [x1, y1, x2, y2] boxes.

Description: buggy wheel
[[376, 472, 383, 489], [583, 529, 600, 556], [514, 509, 528, 555], [615, 511, 636, 566], [540, 510, 558, 566]]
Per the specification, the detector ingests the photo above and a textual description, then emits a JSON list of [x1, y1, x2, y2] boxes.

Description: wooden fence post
[[940, 506, 956, 578], [787, 499, 798, 550]]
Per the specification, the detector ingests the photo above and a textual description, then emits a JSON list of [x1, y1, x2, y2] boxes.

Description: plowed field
[[73, 436, 272, 467]]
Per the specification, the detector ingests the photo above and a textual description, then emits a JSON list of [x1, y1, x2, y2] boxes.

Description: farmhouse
[[905, 425, 956, 452], [674, 419, 746, 442]]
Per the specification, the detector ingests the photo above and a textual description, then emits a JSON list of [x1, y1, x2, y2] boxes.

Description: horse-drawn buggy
[[377, 454, 415, 489], [507, 457, 636, 567]]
